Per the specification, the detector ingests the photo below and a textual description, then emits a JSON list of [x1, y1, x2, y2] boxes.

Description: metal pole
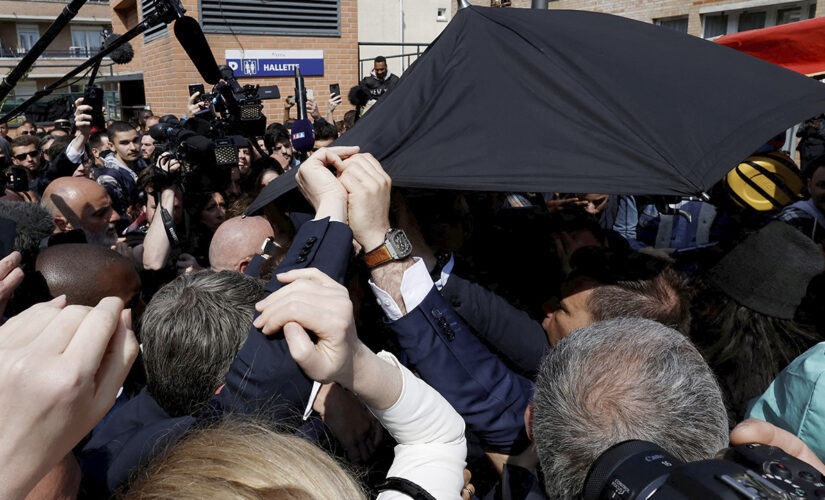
[[0, 0, 88, 101], [457, 0, 471, 10], [532, 0, 549, 9], [400, 0, 405, 72]]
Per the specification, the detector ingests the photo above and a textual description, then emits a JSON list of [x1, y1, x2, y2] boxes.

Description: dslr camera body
[[583, 440, 825, 499]]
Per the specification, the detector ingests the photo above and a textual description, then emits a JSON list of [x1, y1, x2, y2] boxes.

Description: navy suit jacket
[[439, 274, 549, 377], [80, 217, 353, 495], [389, 286, 533, 454]]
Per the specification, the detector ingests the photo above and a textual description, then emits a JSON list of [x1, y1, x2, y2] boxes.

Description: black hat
[[707, 221, 824, 320]]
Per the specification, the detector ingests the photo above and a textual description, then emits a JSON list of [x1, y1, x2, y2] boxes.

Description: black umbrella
[[246, 6, 825, 215]]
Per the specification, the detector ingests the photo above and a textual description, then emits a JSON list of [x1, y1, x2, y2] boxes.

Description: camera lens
[[582, 440, 681, 500]]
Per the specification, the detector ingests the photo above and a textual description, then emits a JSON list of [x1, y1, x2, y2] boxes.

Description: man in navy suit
[[80, 146, 361, 495]]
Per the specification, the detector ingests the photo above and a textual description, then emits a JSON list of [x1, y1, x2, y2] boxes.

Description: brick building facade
[[454, 0, 822, 38], [109, 0, 359, 123]]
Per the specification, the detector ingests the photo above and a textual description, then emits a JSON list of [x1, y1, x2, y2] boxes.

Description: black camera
[[583, 440, 825, 499], [148, 118, 228, 195]]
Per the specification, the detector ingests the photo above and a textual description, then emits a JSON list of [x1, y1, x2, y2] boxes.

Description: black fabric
[[375, 477, 437, 500], [248, 6, 825, 216]]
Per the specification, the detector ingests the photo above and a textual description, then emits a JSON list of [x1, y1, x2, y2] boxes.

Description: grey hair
[[532, 317, 729, 499], [140, 270, 264, 418]]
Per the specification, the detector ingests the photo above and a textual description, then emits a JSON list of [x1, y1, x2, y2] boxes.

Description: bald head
[[40, 177, 119, 245], [209, 216, 276, 272], [36, 243, 140, 308]]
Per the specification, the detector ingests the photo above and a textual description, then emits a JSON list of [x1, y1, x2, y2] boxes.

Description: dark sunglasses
[[13, 150, 40, 161], [20, 130, 31, 135]]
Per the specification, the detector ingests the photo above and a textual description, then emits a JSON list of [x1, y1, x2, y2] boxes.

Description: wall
[[111, 0, 360, 123], [452, 0, 823, 38], [358, 0, 451, 78]]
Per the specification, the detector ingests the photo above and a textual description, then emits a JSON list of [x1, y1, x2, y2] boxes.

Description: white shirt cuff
[[66, 140, 84, 164], [303, 381, 322, 421], [368, 257, 434, 321]]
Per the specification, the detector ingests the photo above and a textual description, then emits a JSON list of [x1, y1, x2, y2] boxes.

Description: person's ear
[[525, 400, 535, 442], [53, 216, 69, 232], [237, 258, 251, 274]]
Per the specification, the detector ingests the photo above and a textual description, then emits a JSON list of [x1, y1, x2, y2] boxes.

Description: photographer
[[140, 153, 199, 275]]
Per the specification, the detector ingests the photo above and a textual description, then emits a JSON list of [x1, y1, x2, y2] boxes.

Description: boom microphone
[[102, 34, 134, 65], [291, 67, 315, 152], [173, 16, 221, 85]]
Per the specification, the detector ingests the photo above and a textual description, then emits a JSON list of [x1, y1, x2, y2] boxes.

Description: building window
[[655, 16, 689, 33], [737, 10, 766, 32], [201, 0, 340, 36], [71, 28, 104, 57], [702, 13, 728, 38], [437, 7, 448, 22], [810, 4, 817, 18], [141, 0, 169, 42], [777, 7, 803, 24], [17, 25, 39, 52]]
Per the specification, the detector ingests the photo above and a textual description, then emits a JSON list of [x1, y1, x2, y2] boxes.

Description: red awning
[[716, 17, 825, 76]]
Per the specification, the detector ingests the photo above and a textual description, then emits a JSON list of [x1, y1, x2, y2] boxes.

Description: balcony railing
[[0, 47, 105, 59]]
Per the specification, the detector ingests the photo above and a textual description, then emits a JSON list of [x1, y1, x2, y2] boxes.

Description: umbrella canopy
[[247, 6, 825, 215], [716, 17, 825, 76]]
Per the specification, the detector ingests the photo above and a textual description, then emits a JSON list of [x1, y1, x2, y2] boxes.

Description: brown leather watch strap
[[364, 244, 393, 269]]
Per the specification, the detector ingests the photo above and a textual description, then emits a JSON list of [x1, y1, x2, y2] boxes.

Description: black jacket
[[359, 73, 400, 100]]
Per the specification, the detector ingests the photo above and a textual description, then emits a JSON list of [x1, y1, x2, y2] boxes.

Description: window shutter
[[201, 0, 341, 37], [141, 0, 169, 43]]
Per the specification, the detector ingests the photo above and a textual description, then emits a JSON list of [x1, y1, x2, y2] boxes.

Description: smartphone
[[188, 83, 205, 97], [329, 83, 340, 97], [6, 166, 28, 192], [306, 88, 314, 101], [83, 85, 105, 130]]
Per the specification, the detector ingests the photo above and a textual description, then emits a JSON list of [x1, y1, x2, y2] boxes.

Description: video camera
[[146, 66, 281, 195], [583, 440, 825, 499], [148, 115, 229, 195]]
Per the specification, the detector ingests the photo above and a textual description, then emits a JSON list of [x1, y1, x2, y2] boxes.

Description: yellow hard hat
[[725, 151, 804, 212]]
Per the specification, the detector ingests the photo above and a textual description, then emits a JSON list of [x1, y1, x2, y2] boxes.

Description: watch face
[[388, 229, 413, 259]]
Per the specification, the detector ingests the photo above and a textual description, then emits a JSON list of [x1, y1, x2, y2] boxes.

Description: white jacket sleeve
[[372, 351, 467, 500]]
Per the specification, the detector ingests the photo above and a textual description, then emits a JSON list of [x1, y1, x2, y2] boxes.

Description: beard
[[83, 224, 118, 247]]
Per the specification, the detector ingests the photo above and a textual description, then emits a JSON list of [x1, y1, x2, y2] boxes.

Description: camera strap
[[160, 207, 180, 247]]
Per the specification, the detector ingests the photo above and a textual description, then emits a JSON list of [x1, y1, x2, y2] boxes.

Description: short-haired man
[[359, 55, 400, 101], [35, 243, 142, 315], [10, 134, 49, 196], [99, 121, 143, 214], [140, 133, 155, 161], [264, 124, 298, 170], [140, 270, 263, 417], [312, 118, 339, 152], [40, 177, 120, 246], [209, 216, 282, 273], [10, 135, 41, 173], [531, 318, 729, 498], [0, 121, 9, 141], [82, 146, 376, 495], [16, 120, 36, 137], [89, 131, 112, 168]]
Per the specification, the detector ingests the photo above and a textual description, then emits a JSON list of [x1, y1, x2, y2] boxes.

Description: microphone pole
[[0, 0, 185, 124], [0, 0, 88, 102]]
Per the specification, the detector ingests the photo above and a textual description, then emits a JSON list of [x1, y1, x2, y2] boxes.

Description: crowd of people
[[0, 54, 824, 500]]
